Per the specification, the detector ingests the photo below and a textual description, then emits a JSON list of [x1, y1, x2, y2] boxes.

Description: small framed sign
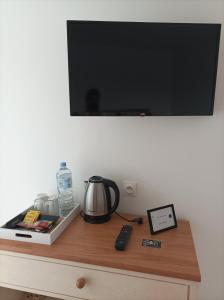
[[147, 204, 177, 235]]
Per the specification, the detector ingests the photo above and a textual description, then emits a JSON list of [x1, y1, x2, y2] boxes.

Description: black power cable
[[80, 210, 143, 224], [115, 212, 143, 224]]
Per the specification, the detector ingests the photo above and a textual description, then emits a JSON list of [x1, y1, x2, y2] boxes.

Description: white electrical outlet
[[122, 181, 137, 197]]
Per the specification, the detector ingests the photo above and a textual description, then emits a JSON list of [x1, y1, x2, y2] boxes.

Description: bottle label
[[58, 176, 72, 191]]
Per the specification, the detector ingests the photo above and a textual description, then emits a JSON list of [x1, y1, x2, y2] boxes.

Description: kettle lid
[[89, 176, 103, 183]]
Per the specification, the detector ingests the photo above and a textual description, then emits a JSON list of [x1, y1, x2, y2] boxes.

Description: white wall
[[0, 0, 224, 299]]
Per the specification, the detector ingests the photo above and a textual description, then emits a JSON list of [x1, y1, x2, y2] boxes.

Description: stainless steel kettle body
[[84, 176, 120, 224]]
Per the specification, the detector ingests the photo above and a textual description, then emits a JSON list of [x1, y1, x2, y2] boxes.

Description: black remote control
[[115, 225, 133, 251]]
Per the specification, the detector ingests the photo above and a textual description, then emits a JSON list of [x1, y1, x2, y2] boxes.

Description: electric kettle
[[83, 176, 120, 224]]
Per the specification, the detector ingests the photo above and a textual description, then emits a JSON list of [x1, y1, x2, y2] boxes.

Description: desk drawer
[[0, 255, 188, 300]]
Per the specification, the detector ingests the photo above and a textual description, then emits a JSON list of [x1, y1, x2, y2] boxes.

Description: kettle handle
[[103, 179, 120, 215]]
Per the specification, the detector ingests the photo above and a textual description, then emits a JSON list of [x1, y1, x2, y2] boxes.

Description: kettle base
[[84, 214, 111, 224]]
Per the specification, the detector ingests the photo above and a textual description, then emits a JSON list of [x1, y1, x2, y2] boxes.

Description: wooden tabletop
[[0, 214, 201, 282]]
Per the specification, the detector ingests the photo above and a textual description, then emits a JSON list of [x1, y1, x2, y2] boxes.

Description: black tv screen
[[67, 21, 221, 116]]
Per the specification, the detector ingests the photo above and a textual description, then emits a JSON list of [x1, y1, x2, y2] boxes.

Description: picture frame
[[147, 204, 177, 235]]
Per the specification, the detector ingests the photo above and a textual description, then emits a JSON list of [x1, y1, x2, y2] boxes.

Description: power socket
[[122, 181, 137, 197]]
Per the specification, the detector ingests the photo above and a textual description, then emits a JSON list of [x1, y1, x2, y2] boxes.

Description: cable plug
[[132, 217, 143, 224]]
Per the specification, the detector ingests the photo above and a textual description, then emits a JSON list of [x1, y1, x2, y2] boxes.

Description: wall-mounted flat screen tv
[[67, 21, 221, 116]]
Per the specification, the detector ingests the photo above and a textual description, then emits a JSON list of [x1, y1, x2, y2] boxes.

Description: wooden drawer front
[[0, 255, 188, 300]]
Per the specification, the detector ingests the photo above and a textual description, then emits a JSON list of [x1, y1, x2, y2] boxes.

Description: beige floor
[[0, 287, 59, 300]]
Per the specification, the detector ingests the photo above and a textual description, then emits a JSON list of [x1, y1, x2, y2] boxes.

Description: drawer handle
[[76, 277, 86, 289]]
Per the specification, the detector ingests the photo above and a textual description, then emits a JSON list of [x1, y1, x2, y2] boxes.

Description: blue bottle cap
[[60, 161, 67, 168]]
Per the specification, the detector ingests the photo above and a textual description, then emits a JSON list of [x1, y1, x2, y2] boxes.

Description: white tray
[[0, 203, 80, 245]]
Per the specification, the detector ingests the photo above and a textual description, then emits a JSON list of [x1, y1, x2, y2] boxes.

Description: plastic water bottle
[[56, 162, 74, 217]]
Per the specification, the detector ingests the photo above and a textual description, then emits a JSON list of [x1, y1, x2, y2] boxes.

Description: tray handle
[[15, 233, 32, 238]]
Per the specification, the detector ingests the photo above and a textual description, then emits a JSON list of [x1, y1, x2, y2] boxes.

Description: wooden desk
[[0, 215, 201, 300]]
